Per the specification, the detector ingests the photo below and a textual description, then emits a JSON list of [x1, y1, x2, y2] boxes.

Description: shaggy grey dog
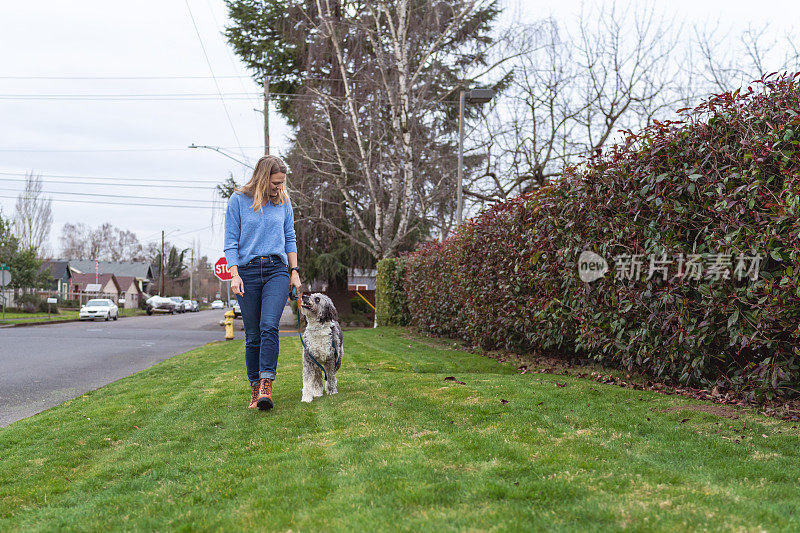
[[299, 292, 343, 403]]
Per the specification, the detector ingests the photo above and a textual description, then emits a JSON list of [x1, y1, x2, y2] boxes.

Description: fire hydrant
[[224, 309, 235, 340]]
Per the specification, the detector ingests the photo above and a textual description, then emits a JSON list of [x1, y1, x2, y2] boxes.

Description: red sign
[[214, 257, 232, 281]]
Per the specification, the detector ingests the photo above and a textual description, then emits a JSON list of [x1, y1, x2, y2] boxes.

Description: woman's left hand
[[290, 271, 302, 295]]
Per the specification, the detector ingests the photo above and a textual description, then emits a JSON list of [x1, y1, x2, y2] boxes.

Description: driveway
[[0, 309, 297, 427]]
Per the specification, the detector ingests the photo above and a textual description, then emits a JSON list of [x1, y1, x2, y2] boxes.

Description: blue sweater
[[224, 192, 297, 267]]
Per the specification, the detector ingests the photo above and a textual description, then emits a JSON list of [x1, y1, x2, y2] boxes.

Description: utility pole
[[189, 246, 194, 302], [457, 90, 465, 226], [160, 230, 165, 296], [263, 76, 270, 155]]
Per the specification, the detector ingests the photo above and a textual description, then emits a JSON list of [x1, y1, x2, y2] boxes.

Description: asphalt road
[[0, 309, 297, 427]]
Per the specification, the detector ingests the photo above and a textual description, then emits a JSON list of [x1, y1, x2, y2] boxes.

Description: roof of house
[[39, 260, 71, 280], [116, 275, 143, 295], [71, 273, 122, 293], [65, 260, 154, 280]]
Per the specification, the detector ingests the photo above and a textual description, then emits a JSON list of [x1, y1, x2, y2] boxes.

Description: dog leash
[[290, 286, 341, 381]]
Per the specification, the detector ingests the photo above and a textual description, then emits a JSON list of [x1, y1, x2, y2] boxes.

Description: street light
[[188, 144, 255, 170], [457, 88, 495, 226]]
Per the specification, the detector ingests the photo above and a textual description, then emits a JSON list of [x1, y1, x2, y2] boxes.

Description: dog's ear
[[318, 298, 338, 323]]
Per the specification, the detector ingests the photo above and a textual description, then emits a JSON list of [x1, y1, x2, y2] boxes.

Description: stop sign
[[214, 257, 232, 281]]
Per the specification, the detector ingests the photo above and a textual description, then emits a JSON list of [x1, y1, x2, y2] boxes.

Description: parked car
[[181, 300, 193, 313], [79, 299, 119, 321], [211, 299, 224, 309], [145, 295, 178, 315], [232, 301, 241, 318], [169, 296, 186, 313], [190, 300, 199, 312]]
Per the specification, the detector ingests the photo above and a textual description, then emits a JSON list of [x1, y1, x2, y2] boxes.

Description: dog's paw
[[301, 395, 313, 403], [312, 388, 323, 398]]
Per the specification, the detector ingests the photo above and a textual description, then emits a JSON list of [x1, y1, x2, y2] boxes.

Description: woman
[[224, 155, 302, 411]]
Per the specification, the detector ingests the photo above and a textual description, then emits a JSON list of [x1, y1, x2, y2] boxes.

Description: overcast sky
[[0, 0, 797, 263]]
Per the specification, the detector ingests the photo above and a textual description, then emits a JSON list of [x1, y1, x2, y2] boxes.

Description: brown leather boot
[[248, 384, 259, 409], [257, 378, 273, 410]]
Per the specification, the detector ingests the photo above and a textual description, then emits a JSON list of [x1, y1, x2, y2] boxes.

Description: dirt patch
[[661, 404, 741, 419]]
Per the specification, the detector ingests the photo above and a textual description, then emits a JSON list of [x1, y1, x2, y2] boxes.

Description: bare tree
[[288, 0, 502, 258], [14, 172, 53, 256], [694, 22, 800, 94], [463, 3, 683, 211], [59, 222, 144, 261]]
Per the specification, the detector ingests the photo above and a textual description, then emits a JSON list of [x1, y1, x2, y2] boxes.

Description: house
[[348, 268, 376, 314], [66, 260, 156, 294], [39, 260, 72, 299], [71, 273, 123, 301], [115, 275, 144, 309], [348, 268, 377, 291]]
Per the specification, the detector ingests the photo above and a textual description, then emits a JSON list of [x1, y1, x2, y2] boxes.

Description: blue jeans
[[236, 255, 290, 386]]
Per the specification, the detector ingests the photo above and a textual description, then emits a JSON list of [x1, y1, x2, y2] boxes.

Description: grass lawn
[[0, 309, 147, 323], [1, 327, 798, 531], [0, 310, 80, 322]]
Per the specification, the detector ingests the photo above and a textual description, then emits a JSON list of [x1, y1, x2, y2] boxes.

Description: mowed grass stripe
[[1, 327, 799, 531]]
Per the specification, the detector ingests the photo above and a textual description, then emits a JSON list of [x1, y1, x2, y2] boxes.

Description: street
[[0, 309, 297, 427]]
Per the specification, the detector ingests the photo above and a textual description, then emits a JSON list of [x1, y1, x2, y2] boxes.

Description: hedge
[[375, 258, 410, 327], [404, 73, 800, 398]]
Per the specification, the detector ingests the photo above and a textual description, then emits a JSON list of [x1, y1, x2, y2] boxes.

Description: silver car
[[169, 296, 186, 313]]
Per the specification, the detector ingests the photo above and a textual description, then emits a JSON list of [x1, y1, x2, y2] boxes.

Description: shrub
[[405, 73, 800, 398], [376, 258, 411, 326], [350, 296, 372, 315], [9, 294, 59, 314]]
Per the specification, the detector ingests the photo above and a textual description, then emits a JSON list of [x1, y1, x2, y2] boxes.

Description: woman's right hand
[[231, 275, 244, 296]]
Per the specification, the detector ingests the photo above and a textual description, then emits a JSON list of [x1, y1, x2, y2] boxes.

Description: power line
[[0, 187, 219, 204], [0, 95, 261, 101], [0, 170, 226, 184], [0, 75, 251, 80], [0, 177, 219, 190], [202, 0, 263, 134], [0, 92, 260, 97], [0, 194, 222, 210], [184, 0, 247, 163], [0, 146, 265, 153]]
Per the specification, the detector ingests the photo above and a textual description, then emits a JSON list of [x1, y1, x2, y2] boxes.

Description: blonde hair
[[236, 155, 290, 210]]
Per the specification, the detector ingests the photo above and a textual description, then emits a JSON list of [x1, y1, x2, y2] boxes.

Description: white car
[[145, 295, 178, 315], [181, 300, 193, 312], [79, 299, 119, 321], [169, 296, 186, 313], [211, 299, 224, 309]]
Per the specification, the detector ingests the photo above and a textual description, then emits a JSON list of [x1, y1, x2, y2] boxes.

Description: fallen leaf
[[444, 376, 466, 385], [680, 418, 689, 423], [500, 399, 509, 404], [555, 382, 567, 387]]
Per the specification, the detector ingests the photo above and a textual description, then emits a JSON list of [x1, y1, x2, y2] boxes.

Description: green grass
[[1, 327, 798, 531], [0, 310, 79, 322], [0, 309, 147, 323]]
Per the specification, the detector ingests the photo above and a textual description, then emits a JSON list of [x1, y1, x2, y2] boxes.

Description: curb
[[0, 315, 142, 328], [0, 318, 82, 328]]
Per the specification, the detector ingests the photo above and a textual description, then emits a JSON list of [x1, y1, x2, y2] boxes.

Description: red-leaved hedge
[[404, 73, 800, 398]]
